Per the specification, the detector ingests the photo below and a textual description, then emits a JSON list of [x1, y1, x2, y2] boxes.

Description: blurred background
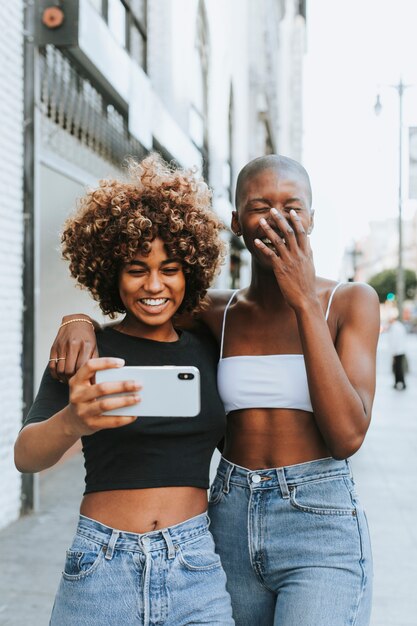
[[0, 1, 416, 624]]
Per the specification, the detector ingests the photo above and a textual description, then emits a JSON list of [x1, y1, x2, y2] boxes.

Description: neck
[[246, 260, 287, 309], [116, 317, 179, 342]]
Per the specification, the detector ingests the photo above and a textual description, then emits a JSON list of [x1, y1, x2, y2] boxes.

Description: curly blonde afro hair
[[61, 153, 226, 317]]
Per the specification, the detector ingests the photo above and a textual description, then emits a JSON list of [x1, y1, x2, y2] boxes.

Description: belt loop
[[161, 529, 176, 559], [104, 529, 120, 560], [276, 468, 290, 499], [223, 462, 234, 494], [346, 458, 354, 479]]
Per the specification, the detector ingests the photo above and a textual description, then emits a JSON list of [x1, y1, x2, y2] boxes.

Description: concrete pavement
[[351, 332, 417, 626], [0, 334, 416, 626], [0, 454, 84, 626]]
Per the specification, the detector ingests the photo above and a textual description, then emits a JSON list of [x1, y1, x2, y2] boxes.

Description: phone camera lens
[[178, 373, 194, 380]]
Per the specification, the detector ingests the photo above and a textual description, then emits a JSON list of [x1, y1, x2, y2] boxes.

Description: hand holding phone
[[95, 366, 200, 417], [64, 357, 141, 437]]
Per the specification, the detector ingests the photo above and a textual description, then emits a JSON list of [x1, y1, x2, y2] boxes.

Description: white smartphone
[[95, 365, 200, 417]]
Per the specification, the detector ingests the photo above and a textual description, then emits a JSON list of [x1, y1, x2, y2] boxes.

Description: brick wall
[[0, 0, 24, 529]]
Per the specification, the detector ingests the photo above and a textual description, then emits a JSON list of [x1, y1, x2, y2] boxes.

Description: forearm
[[14, 408, 80, 473], [295, 300, 369, 458]]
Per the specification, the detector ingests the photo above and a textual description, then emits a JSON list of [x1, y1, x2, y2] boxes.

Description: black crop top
[[24, 328, 226, 493]]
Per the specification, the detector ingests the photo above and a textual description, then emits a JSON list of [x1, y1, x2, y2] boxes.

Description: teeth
[[259, 236, 286, 247], [260, 237, 275, 248], [140, 298, 168, 306]]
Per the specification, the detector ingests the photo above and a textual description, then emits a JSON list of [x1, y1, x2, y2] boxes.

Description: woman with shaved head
[[49, 154, 379, 625]]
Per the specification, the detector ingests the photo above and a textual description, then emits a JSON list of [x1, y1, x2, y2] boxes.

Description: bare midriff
[[80, 487, 208, 534], [222, 408, 331, 469]]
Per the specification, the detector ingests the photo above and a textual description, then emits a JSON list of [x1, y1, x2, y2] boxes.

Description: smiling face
[[118, 237, 186, 341], [232, 166, 314, 269]]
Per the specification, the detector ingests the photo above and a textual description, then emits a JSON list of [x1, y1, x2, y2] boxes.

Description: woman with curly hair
[[14, 154, 235, 626]]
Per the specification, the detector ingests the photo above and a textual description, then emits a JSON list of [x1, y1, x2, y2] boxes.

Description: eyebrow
[[284, 197, 303, 204], [245, 197, 272, 206], [128, 258, 181, 267], [245, 196, 304, 207]]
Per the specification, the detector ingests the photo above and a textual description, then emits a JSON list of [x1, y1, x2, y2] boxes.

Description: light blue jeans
[[50, 512, 234, 625], [208, 457, 372, 626]]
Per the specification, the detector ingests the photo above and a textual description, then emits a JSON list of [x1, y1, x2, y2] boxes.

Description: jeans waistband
[[75, 512, 210, 557], [216, 456, 352, 496]]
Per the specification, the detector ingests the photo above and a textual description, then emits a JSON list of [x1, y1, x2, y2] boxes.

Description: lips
[[137, 298, 170, 314]]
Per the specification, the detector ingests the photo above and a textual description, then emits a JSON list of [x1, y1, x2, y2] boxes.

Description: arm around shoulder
[[49, 314, 100, 382]]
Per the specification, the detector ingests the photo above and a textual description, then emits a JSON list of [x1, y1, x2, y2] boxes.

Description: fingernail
[[271, 208, 279, 215], [115, 359, 125, 366], [290, 209, 297, 216], [260, 218, 267, 225]]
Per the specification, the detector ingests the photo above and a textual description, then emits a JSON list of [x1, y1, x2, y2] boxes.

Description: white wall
[[0, 0, 24, 530], [36, 164, 110, 388]]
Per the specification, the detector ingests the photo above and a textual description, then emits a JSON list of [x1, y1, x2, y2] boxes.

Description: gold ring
[[49, 357, 66, 364]]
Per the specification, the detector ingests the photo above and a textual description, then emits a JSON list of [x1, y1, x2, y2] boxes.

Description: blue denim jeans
[[208, 457, 372, 626], [50, 512, 234, 625]]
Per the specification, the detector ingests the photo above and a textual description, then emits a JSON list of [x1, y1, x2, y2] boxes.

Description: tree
[[368, 268, 417, 303]]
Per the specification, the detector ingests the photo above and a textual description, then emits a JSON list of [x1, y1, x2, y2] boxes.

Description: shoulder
[[197, 289, 237, 339], [175, 291, 236, 330], [337, 281, 379, 309], [319, 279, 378, 307], [204, 288, 237, 310], [330, 282, 380, 328]]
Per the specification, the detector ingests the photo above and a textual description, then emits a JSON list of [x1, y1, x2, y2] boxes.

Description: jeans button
[[142, 536, 150, 547], [251, 474, 261, 484]]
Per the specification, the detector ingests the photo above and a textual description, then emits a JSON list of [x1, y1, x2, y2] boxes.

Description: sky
[[303, 0, 417, 277]]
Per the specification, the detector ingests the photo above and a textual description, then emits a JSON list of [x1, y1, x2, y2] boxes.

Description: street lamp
[[374, 79, 409, 321]]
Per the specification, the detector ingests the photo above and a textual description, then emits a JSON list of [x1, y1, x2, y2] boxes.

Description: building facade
[[0, 0, 25, 529], [0, 0, 307, 529]]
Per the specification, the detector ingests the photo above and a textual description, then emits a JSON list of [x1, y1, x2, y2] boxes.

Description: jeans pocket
[[62, 536, 105, 581], [177, 532, 222, 572], [289, 476, 356, 516], [208, 475, 225, 507]]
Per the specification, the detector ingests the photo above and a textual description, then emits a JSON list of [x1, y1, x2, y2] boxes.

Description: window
[[102, 0, 147, 70], [192, 0, 209, 179], [107, 0, 126, 47], [125, 0, 147, 70]]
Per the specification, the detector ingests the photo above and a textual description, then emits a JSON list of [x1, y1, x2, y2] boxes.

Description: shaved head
[[235, 155, 312, 210]]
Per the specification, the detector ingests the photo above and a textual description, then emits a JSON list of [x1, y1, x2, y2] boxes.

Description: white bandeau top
[[217, 283, 343, 414]]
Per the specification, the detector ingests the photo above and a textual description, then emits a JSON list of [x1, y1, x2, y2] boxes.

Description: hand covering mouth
[[258, 235, 286, 249]]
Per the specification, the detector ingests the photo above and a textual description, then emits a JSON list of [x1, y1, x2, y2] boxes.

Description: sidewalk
[[351, 332, 417, 626], [0, 454, 84, 626], [0, 334, 416, 626]]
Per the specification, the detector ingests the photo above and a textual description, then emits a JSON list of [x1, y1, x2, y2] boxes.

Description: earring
[[235, 230, 242, 237]]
